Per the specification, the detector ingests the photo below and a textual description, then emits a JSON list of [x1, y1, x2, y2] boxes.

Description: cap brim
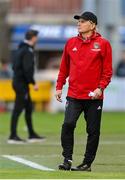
[[74, 15, 88, 21], [74, 15, 81, 20]]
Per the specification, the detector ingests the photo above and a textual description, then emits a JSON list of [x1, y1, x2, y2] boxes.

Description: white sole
[[27, 138, 46, 143], [7, 140, 26, 144]]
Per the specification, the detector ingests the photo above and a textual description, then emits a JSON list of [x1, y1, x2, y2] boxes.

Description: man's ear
[[91, 24, 96, 31]]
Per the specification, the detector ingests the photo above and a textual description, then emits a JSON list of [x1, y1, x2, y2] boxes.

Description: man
[[116, 50, 125, 77], [8, 29, 45, 144], [55, 12, 112, 171]]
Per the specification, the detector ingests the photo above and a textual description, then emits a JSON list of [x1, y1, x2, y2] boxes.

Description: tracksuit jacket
[[56, 32, 112, 99], [12, 41, 35, 87]]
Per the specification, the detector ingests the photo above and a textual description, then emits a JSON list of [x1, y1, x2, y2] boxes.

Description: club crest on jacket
[[91, 42, 101, 51], [94, 42, 100, 49]]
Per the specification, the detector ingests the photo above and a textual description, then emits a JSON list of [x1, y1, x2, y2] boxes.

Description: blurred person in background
[[0, 60, 12, 79], [116, 50, 125, 77], [8, 30, 45, 144], [56, 11, 112, 171]]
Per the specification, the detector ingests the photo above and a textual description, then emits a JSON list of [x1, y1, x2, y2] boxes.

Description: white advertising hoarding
[[50, 77, 125, 112]]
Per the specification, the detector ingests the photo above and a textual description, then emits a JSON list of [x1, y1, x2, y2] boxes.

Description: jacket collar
[[77, 32, 101, 43], [24, 40, 34, 48]]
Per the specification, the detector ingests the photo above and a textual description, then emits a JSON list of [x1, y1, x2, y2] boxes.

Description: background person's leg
[[24, 92, 35, 137], [83, 100, 103, 166], [10, 92, 25, 138]]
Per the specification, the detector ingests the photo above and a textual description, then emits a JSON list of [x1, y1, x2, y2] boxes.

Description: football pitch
[[0, 111, 125, 179]]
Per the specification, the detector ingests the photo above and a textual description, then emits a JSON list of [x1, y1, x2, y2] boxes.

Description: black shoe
[[8, 136, 26, 144], [58, 159, 72, 171], [27, 133, 46, 143], [71, 163, 91, 171]]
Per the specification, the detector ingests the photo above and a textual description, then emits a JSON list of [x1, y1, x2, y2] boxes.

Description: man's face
[[77, 18, 95, 34], [31, 36, 38, 46]]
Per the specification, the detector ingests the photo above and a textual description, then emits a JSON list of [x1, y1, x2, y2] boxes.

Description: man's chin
[[78, 30, 81, 33], [78, 30, 84, 34]]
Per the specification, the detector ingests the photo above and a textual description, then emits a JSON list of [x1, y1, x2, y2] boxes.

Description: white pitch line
[[0, 141, 125, 145], [2, 155, 55, 171], [100, 141, 125, 145]]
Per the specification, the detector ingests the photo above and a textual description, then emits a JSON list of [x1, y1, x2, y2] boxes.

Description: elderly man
[[56, 11, 112, 171]]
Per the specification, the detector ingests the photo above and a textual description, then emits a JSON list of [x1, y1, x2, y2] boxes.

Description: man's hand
[[55, 90, 62, 102], [92, 88, 103, 99], [33, 84, 39, 91]]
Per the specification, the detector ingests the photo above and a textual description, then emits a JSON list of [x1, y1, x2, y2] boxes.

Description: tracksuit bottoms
[[10, 82, 35, 137], [61, 96, 103, 166]]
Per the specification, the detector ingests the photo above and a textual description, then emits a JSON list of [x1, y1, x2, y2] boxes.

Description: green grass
[[0, 111, 125, 179]]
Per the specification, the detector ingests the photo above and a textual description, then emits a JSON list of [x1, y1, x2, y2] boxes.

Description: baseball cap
[[74, 11, 98, 25]]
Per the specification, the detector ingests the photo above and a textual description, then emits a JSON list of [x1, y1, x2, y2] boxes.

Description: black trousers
[[61, 96, 103, 166], [10, 82, 35, 137]]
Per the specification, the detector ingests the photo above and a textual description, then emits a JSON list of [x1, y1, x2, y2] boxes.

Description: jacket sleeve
[[22, 51, 35, 85], [99, 41, 113, 90], [56, 42, 70, 90]]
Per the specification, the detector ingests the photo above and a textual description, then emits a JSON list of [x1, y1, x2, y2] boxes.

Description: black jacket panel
[[12, 41, 35, 85]]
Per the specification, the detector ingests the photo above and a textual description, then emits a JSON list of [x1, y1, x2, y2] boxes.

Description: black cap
[[74, 11, 98, 25], [25, 29, 39, 40]]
